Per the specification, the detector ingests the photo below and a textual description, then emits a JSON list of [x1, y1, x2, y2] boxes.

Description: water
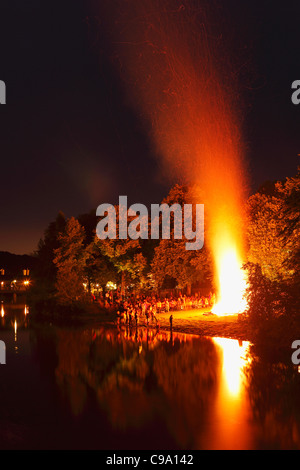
[[0, 302, 300, 450]]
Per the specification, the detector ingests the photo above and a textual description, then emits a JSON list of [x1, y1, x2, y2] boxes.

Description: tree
[[150, 184, 213, 293], [276, 168, 300, 293], [35, 211, 66, 293], [95, 205, 147, 296], [151, 238, 212, 293], [246, 191, 291, 282], [84, 240, 118, 292], [245, 167, 300, 326], [244, 261, 286, 321], [77, 209, 98, 245], [53, 217, 88, 305]]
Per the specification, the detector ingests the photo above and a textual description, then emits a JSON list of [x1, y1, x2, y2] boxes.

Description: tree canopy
[[245, 167, 300, 325], [53, 217, 88, 305], [32, 167, 300, 324]]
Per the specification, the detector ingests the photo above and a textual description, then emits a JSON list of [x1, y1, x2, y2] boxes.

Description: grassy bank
[[28, 294, 300, 347], [154, 308, 300, 348], [154, 309, 252, 341]]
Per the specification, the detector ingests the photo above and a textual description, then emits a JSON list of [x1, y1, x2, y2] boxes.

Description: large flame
[[211, 215, 248, 315], [211, 241, 247, 316], [97, 1, 249, 311]]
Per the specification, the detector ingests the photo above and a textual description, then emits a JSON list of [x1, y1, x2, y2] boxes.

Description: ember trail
[[101, 0, 249, 315]]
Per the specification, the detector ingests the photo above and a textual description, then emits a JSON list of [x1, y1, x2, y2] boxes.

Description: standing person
[[169, 314, 173, 330]]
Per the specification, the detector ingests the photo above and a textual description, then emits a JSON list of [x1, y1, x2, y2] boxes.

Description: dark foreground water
[[0, 302, 300, 450]]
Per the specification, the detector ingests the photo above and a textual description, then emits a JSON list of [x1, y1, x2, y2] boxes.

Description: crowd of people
[[113, 292, 216, 327]]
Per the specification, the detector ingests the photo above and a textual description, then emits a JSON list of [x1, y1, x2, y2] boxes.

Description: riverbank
[[96, 306, 252, 341], [155, 309, 251, 341], [151, 308, 300, 348], [28, 297, 300, 347]]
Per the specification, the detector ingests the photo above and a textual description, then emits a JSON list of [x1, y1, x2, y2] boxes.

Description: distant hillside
[[0, 251, 37, 279]]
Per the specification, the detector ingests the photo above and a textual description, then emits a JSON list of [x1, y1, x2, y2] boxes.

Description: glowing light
[[212, 244, 247, 316], [103, 1, 249, 317], [24, 305, 29, 315], [1, 305, 4, 317], [106, 281, 117, 290], [204, 337, 253, 449], [23, 280, 29, 286], [213, 337, 250, 396], [14, 319, 17, 342]]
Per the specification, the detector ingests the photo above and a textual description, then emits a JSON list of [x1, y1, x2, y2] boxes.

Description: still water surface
[[0, 302, 300, 450]]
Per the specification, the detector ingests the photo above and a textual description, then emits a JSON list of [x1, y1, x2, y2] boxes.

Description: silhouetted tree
[[53, 217, 88, 305], [151, 184, 213, 293], [95, 205, 147, 296], [245, 168, 300, 335], [35, 211, 66, 292]]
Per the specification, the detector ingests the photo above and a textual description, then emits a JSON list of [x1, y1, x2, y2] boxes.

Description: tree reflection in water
[[49, 324, 300, 450], [4, 303, 300, 449], [244, 344, 300, 449], [54, 326, 221, 448]]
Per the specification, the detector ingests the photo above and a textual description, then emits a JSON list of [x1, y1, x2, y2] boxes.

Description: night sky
[[0, 0, 299, 255]]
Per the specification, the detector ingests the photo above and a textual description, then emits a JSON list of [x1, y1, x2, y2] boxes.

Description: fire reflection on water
[[213, 337, 250, 396], [205, 336, 253, 449], [53, 322, 255, 449], [1, 307, 299, 450]]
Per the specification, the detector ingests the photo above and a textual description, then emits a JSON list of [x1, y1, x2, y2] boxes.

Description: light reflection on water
[[204, 337, 253, 449], [213, 337, 250, 397], [1, 302, 300, 450]]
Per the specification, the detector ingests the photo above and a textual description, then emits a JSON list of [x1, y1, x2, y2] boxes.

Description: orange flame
[[211, 238, 247, 316], [210, 209, 248, 315], [98, 1, 249, 311]]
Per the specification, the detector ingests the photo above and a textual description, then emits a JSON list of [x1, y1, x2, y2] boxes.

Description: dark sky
[[0, 0, 299, 255]]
